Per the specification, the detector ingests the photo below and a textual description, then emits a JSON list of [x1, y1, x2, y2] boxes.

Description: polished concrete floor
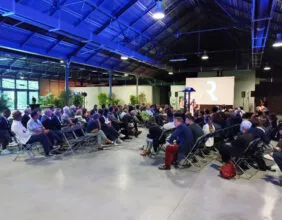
[[0, 130, 282, 220]]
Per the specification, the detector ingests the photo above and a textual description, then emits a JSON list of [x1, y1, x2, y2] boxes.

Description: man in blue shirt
[[159, 117, 194, 170]]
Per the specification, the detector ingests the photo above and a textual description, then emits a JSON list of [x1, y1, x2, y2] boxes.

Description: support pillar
[[136, 75, 139, 103], [65, 60, 70, 90], [108, 69, 113, 99], [65, 60, 70, 105]]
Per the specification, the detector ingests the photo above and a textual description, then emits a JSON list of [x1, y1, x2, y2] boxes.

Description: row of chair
[[13, 123, 97, 161]]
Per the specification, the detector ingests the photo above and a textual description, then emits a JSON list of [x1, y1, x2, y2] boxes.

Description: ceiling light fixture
[[201, 51, 209, 60], [168, 72, 174, 75], [152, 0, 165, 20], [121, 55, 129, 60], [273, 34, 282, 48], [169, 58, 187, 62], [124, 73, 129, 77], [60, 60, 64, 64]]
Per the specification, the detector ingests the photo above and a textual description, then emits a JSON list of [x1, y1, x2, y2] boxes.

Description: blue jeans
[[273, 152, 282, 172], [27, 133, 52, 155]]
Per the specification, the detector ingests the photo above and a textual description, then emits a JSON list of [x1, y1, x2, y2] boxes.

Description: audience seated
[[41, 109, 64, 146], [21, 108, 31, 128], [219, 120, 253, 162], [27, 111, 61, 147], [185, 115, 204, 143], [159, 117, 194, 170], [85, 114, 113, 150], [61, 106, 73, 126], [12, 110, 60, 156], [0, 109, 12, 155], [99, 116, 122, 145], [202, 116, 215, 153], [271, 127, 282, 171]]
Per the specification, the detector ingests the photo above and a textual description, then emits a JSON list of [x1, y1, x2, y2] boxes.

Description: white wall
[[70, 85, 152, 109], [170, 70, 256, 111]]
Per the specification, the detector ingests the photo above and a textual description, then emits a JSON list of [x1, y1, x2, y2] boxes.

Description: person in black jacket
[[0, 109, 12, 155], [21, 108, 31, 128], [41, 109, 64, 146]]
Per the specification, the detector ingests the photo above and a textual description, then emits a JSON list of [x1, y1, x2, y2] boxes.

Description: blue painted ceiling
[[0, 0, 281, 83]]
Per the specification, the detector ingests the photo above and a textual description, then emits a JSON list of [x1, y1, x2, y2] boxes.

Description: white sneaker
[[119, 134, 125, 138], [1, 149, 11, 155], [264, 154, 274, 161]]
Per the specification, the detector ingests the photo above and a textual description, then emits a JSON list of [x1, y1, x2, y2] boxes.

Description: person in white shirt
[[11, 110, 57, 157], [203, 116, 215, 152]]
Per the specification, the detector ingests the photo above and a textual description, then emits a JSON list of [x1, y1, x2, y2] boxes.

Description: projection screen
[[186, 77, 235, 105]]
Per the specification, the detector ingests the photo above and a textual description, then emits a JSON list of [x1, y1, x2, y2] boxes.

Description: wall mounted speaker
[[251, 91, 255, 97], [175, 92, 178, 97]]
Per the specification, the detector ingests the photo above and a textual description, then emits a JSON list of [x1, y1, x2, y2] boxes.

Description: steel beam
[[0, 0, 161, 68]]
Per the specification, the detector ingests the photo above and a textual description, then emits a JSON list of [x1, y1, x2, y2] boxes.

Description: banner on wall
[[186, 77, 235, 105]]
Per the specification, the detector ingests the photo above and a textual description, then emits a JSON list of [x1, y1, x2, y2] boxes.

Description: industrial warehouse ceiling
[[0, 0, 282, 83]]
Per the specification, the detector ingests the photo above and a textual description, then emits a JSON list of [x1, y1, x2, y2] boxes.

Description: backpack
[[220, 161, 236, 179]]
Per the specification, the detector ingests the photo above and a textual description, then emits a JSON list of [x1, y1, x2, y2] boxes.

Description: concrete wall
[[170, 70, 256, 111], [70, 85, 153, 109]]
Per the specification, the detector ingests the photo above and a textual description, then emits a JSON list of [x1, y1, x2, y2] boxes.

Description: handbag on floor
[[220, 161, 236, 179]]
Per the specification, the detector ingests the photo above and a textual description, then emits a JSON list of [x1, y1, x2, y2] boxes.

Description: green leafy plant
[[107, 93, 120, 105], [73, 94, 84, 106], [130, 95, 138, 105], [97, 92, 108, 106], [59, 89, 73, 106], [138, 92, 147, 104], [0, 94, 9, 113], [53, 98, 63, 108]]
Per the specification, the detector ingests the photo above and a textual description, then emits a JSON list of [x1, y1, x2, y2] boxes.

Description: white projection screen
[[186, 77, 235, 105]]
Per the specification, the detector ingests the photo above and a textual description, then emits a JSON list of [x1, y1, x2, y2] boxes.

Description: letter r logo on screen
[[206, 81, 218, 101]]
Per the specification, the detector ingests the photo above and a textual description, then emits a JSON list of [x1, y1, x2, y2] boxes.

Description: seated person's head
[[31, 111, 39, 120], [54, 108, 62, 117], [101, 104, 106, 109], [63, 106, 70, 115], [123, 108, 128, 113], [24, 108, 31, 115], [240, 120, 252, 133], [44, 109, 52, 118], [3, 108, 11, 118], [174, 117, 183, 127], [109, 106, 113, 112], [185, 115, 194, 125], [212, 106, 218, 113], [12, 110, 22, 121], [98, 109, 103, 115], [76, 109, 82, 116]]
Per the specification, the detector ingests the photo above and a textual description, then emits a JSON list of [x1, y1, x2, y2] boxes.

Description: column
[[136, 75, 139, 103], [65, 60, 70, 90], [108, 69, 113, 99]]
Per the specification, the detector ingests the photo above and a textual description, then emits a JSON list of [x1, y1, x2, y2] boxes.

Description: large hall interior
[[1, 0, 282, 220]]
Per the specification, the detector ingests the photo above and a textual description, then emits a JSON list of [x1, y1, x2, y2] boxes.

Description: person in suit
[[21, 108, 31, 128], [159, 117, 194, 170], [0, 109, 12, 155], [41, 109, 64, 146]]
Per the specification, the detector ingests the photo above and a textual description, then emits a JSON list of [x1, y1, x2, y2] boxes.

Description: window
[[2, 78, 15, 89], [17, 91, 28, 110], [29, 81, 39, 90], [16, 79, 28, 89], [2, 91, 15, 110], [0, 78, 39, 110], [29, 91, 39, 104]]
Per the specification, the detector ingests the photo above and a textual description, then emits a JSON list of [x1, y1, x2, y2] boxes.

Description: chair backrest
[[244, 138, 262, 155]]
